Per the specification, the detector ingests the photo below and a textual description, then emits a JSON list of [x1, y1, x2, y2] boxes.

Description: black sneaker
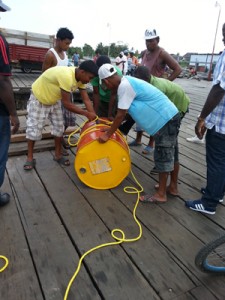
[[200, 188, 223, 203], [185, 199, 216, 215], [150, 167, 158, 175], [0, 192, 10, 207]]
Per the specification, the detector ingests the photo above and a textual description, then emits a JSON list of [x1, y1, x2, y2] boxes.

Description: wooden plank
[[189, 285, 220, 300], [0, 174, 44, 300], [35, 151, 161, 300], [8, 139, 55, 156], [6, 155, 101, 300]]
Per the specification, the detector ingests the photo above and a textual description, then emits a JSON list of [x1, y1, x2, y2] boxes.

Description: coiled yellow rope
[[0, 255, 9, 272], [64, 117, 144, 300]]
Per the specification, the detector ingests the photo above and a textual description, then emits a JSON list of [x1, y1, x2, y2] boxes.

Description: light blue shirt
[[205, 50, 225, 133], [117, 76, 178, 136]]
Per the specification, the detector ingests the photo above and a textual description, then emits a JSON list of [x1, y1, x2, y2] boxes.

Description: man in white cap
[[131, 28, 182, 157], [98, 63, 180, 204], [0, 1, 20, 206]]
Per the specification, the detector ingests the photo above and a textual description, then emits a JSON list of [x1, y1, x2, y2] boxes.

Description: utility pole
[[207, 1, 221, 81], [107, 23, 111, 57]]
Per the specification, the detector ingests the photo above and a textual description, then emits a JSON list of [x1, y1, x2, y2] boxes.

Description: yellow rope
[[64, 117, 143, 299], [64, 169, 143, 300], [0, 255, 9, 272]]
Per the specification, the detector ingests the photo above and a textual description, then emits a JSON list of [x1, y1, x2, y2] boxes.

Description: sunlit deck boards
[[1, 78, 225, 300]]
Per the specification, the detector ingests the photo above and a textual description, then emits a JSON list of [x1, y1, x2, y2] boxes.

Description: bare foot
[[154, 184, 179, 197]]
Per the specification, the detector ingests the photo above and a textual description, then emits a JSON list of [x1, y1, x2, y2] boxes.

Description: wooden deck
[[1, 76, 225, 300]]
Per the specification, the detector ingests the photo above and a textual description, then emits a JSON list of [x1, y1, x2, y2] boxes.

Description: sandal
[[53, 156, 70, 166], [129, 140, 142, 147], [24, 159, 36, 171], [61, 149, 69, 156], [142, 146, 154, 155], [139, 194, 167, 204], [61, 139, 70, 149]]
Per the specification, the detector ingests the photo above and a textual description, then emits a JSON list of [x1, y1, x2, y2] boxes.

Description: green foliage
[[69, 42, 137, 59], [180, 60, 189, 68], [83, 43, 94, 57]]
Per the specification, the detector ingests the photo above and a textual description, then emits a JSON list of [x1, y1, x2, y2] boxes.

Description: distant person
[[185, 23, 225, 215], [91, 55, 122, 119], [23, 61, 98, 170], [73, 52, 80, 67], [115, 51, 126, 74], [123, 50, 129, 75], [127, 50, 138, 76], [42, 27, 75, 156], [93, 50, 100, 63], [98, 64, 180, 204], [130, 28, 182, 160], [0, 1, 20, 206]]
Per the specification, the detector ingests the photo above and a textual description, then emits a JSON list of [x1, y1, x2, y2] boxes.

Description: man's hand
[[10, 115, 20, 134], [86, 111, 97, 121], [195, 118, 206, 139], [98, 132, 110, 143]]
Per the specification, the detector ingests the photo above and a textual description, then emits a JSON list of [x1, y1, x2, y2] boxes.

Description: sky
[[0, 0, 224, 56]]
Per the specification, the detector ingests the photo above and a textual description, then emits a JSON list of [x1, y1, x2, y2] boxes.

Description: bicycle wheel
[[195, 235, 225, 274]]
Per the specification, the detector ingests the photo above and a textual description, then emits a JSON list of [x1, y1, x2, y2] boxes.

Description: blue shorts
[[153, 113, 180, 173]]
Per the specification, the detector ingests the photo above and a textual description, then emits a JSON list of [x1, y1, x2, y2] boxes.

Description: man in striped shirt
[[186, 23, 225, 215]]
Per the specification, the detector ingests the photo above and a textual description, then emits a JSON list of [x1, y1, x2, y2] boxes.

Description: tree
[[83, 44, 94, 57]]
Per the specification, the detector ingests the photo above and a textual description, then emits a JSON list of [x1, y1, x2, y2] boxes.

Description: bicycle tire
[[195, 235, 225, 274]]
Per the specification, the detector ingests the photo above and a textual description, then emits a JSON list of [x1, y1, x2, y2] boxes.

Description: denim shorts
[[153, 113, 180, 173]]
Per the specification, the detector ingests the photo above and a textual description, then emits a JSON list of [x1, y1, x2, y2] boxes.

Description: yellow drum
[[75, 121, 131, 190]]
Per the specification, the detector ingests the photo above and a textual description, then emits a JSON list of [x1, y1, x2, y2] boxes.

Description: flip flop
[[142, 146, 154, 154], [139, 194, 167, 204], [53, 156, 70, 166], [129, 140, 142, 146], [23, 159, 36, 171], [61, 139, 70, 149], [61, 149, 69, 156]]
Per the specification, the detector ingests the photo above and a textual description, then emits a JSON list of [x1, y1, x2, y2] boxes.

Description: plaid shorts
[[26, 93, 64, 140], [61, 103, 76, 127]]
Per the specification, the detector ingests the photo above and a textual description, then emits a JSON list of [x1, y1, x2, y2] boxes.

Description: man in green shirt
[[91, 55, 122, 120]]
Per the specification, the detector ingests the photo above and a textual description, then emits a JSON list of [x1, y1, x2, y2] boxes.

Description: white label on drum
[[89, 157, 112, 174]]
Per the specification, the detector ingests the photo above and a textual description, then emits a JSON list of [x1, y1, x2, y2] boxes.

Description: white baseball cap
[[0, 0, 11, 12], [144, 29, 159, 40], [98, 64, 117, 84]]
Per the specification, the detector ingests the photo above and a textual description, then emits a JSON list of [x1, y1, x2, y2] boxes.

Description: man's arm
[[92, 86, 100, 114], [161, 50, 182, 81], [108, 90, 117, 120], [0, 76, 20, 134], [61, 89, 96, 121], [42, 51, 57, 72], [98, 108, 126, 143], [195, 83, 225, 139]]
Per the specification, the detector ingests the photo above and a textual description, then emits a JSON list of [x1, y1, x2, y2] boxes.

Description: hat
[[98, 63, 117, 84], [119, 51, 124, 56], [144, 29, 158, 40], [0, 0, 11, 12]]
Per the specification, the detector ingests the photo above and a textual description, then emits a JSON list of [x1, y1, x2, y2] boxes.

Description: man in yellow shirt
[[24, 60, 98, 170]]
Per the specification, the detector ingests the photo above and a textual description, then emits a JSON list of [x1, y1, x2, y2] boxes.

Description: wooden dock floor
[[1, 77, 225, 300]]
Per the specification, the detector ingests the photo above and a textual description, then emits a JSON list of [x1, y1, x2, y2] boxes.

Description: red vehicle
[[9, 44, 49, 73], [1, 27, 55, 73]]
